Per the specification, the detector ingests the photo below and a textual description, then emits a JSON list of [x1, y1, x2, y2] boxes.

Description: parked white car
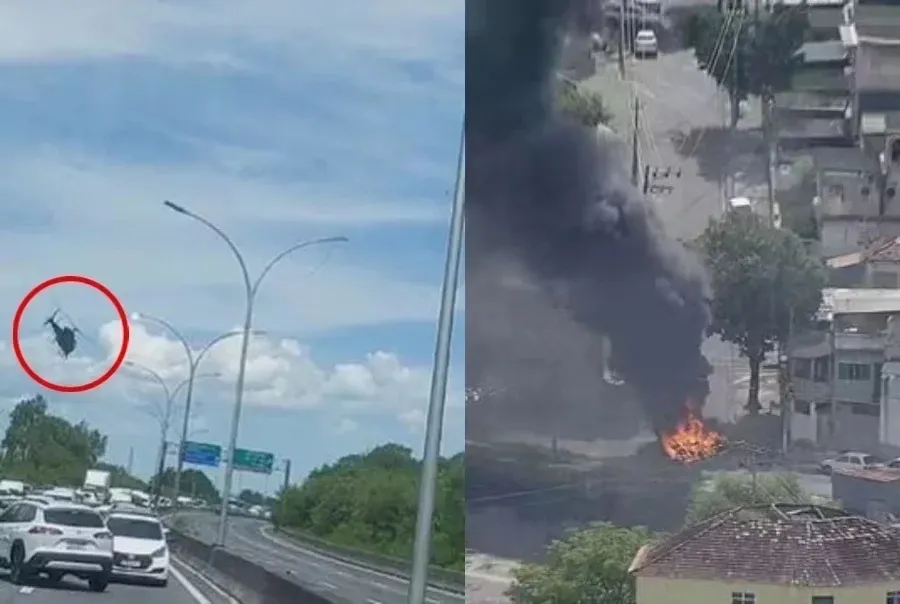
[[0, 500, 112, 590], [819, 451, 883, 474], [106, 510, 169, 587], [634, 29, 658, 58]]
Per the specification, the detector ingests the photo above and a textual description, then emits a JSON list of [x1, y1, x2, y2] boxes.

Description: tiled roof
[[835, 467, 900, 483], [630, 504, 900, 587]]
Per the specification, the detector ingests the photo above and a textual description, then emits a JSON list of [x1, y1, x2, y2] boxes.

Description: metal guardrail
[[168, 527, 349, 604], [174, 508, 465, 593]]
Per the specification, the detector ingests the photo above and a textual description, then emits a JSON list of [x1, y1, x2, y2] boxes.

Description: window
[[16, 505, 35, 523], [793, 358, 812, 379], [43, 508, 104, 528], [852, 403, 880, 417], [838, 362, 871, 381], [887, 589, 900, 604], [0, 505, 20, 523], [813, 356, 831, 382], [732, 592, 755, 604], [106, 517, 163, 540], [811, 596, 834, 604], [794, 400, 811, 415]]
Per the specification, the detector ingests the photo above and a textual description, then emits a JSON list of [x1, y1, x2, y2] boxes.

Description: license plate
[[66, 543, 86, 551], [122, 560, 141, 568]]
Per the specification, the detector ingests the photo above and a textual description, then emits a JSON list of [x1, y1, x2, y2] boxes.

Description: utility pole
[[780, 306, 795, 454], [282, 459, 291, 493], [618, 0, 627, 77], [631, 100, 641, 188], [126, 446, 134, 475]]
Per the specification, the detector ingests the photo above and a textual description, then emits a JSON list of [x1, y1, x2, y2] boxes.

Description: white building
[[788, 288, 900, 449]]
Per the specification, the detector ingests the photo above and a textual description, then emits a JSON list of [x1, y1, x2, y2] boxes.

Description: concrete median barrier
[[168, 528, 350, 604]]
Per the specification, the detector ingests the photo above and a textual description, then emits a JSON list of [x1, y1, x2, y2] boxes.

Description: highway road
[[0, 563, 230, 604], [180, 512, 464, 604]]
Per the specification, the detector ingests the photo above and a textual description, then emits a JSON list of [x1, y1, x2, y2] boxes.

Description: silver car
[[819, 452, 882, 474]]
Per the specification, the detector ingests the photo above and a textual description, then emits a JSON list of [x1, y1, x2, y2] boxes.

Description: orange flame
[[660, 401, 725, 463]]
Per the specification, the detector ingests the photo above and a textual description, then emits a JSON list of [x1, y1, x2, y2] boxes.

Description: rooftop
[[856, 43, 900, 91], [820, 287, 900, 316], [774, 91, 848, 112], [795, 40, 848, 64], [811, 146, 878, 172], [778, 117, 846, 139], [808, 6, 844, 30], [630, 504, 900, 587], [835, 467, 900, 483], [828, 236, 900, 268], [855, 4, 900, 27]]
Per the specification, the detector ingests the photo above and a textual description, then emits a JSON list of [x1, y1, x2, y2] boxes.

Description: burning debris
[[467, 0, 713, 439], [660, 400, 725, 463]]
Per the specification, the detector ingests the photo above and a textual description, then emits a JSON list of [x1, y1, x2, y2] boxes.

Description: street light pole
[[124, 362, 171, 509], [407, 132, 465, 604], [162, 199, 347, 548], [131, 312, 264, 507]]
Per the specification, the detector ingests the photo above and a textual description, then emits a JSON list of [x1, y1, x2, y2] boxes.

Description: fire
[[660, 402, 725, 463]]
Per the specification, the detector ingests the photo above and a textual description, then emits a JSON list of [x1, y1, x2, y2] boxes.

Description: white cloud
[[5, 321, 454, 424], [0, 1, 461, 64]]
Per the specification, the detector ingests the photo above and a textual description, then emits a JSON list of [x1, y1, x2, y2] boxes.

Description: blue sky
[[0, 1, 464, 496]]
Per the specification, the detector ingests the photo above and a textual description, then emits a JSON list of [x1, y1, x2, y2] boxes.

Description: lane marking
[[257, 525, 463, 599], [172, 556, 239, 604], [171, 564, 213, 604], [319, 581, 336, 590], [18, 586, 33, 594], [366, 600, 383, 604]]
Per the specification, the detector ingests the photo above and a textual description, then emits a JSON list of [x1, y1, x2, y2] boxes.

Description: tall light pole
[[162, 199, 348, 548], [131, 311, 263, 505], [123, 362, 219, 506], [407, 132, 465, 604]]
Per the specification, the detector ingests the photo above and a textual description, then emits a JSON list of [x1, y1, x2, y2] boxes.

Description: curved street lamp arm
[[164, 200, 253, 300], [135, 313, 195, 367], [194, 329, 264, 369], [251, 236, 348, 297]]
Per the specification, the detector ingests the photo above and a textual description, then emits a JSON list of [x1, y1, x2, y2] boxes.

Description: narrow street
[[584, 51, 775, 420]]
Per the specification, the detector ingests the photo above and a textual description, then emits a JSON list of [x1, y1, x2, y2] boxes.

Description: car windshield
[[107, 517, 163, 540], [44, 508, 104, 528]]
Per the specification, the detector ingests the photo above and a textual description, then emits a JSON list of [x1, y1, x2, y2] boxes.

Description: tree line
[[274, 443, 464, 571], [0, 395, 142, 489]]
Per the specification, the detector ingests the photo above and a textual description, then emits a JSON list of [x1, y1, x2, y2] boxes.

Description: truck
[[82, 469, 112, 504]]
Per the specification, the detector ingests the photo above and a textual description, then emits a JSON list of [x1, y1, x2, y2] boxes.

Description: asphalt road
[[0, 563, 226, 604], [182, 513, 464, 604]]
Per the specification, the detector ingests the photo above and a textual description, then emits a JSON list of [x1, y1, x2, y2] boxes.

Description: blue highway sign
[[182, 441, 222, 467]]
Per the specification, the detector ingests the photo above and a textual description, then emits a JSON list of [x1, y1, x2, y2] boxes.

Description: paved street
[[179, 512, 463, 604], [0, 565, 221, 604], [585, 51, 775, 421]]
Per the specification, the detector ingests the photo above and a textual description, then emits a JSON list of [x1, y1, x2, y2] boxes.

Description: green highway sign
[[232, 448, 275, 474]]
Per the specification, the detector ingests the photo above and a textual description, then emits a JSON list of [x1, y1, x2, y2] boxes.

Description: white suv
[[106, 510, 170, 586], [0, 500, 112, 591]]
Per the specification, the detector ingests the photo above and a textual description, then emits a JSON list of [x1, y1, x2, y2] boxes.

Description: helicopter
[[44, 310, 79, 359]]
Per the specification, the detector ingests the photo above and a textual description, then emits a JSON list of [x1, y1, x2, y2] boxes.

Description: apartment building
[[788, 288, 900, 449]]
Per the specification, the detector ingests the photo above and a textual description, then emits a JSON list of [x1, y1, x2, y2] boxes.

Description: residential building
[[883, 313, 900, 446], [629, 504, 900, 604], [810, 146, 889, 257], [788, 288, 900, 449], [827, 235, 900, 287]]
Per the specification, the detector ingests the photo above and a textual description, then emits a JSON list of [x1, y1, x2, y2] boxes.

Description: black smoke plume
[[466, 0, 712, 435]]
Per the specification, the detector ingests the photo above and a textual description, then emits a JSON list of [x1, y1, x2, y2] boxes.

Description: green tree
[[556, 81, 611, 128], [153, 468, 220, 503], [0, 395, 108, 486], [685, 472, 822, 525], [94, 462, 148, 491], [700, 211, 825, 414], [507, 523, 653, 604], [274, 443, 464, 570], [686, 5, 808, 127]]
